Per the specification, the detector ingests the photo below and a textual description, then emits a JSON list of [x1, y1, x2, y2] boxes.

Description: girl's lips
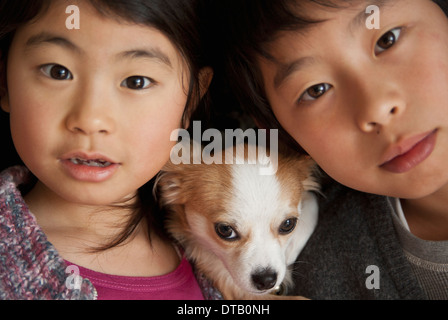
[[59, 152, 120, 182], [380, 129, 438, 174]]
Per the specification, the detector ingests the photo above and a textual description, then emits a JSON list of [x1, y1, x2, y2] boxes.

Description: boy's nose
[[357, 104, 400, 133], [355, 79, 405, 133]]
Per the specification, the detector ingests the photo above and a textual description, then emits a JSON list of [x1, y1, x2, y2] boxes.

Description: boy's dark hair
[[0, 0, 210, 250], [204, 0, 448, 152]]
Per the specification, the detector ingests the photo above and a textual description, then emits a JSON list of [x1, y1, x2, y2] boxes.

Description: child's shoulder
[[0, 165, 31, 194], [315, 172, 393, 237], [294, 173, 426, 299], [318, 171, 389, 212], [0, 166, 46, 272], [0, 166, 96, 300], [0, 166, 34, 226]]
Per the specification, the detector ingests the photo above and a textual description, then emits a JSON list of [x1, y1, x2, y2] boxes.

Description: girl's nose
[[65, 86, 116, 135]]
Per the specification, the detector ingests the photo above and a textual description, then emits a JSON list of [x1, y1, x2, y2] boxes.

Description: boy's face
[[259, 0, 448, 198], [1, 1, 189, 206]]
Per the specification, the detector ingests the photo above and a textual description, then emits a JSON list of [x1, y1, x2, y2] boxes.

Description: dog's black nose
[[251, 268, 277, 291]]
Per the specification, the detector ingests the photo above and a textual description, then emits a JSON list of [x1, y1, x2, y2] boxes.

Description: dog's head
[[155, 144, 318, 295]]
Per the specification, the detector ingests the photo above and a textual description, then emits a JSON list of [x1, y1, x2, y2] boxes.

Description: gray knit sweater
[[291, 176, 433, 299], [0, 166, 96, 300]]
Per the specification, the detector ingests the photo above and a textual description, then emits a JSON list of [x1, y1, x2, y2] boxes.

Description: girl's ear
[[181, 67, 213, 129], [198, 66, 213, 99]]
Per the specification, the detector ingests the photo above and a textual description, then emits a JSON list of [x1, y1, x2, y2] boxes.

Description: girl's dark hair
[[0, 0, 210, 250], [204, 0, 448, 152]]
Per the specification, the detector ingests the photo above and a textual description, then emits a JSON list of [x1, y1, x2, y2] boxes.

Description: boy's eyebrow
[[349, 1, 388, 32], [274, 56, 315, 89], [273, 1, 391, 89]]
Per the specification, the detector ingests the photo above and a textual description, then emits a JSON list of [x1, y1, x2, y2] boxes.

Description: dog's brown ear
[[299, 157, 320, 193], [279, 153, 319, 193], [155, 139, 202, 206], [154, 162, 188, 207]]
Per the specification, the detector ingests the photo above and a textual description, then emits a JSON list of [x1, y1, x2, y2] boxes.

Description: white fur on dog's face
[[157, 144, 318, 296], [182, 160, 315, 294]]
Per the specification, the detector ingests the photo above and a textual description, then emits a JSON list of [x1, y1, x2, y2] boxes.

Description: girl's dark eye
[[278, 218, 298, 235], [215, 223, 239, 241], [375, 28, 402, 55], [41, 64, 73, 80], [299, 83, 332, 102], [121, 76, 153, 90]]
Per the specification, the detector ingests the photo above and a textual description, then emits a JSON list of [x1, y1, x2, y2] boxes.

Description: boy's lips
[[59, 152, 121, 182], [379, 129, 438, 174]]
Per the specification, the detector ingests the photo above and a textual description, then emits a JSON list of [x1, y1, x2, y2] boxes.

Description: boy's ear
[[0, 96, 9, 113], [0, 51, 9, 113], [0, 90, 10, 113]]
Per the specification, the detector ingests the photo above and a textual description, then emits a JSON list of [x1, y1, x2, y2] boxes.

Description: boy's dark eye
[[41, 64, 73, 80], [121, 76, 153, 90], [375, 28, 402, 55], [299, 83, 332, 102]]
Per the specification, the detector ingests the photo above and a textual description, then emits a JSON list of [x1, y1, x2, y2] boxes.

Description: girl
[[207, 0, 448, 299], [0, 0, 214, 300]]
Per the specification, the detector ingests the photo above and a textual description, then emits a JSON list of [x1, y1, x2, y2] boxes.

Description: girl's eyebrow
[[119, 49, 172, 68], [25, 31, 172, 68], [25, 32, 83, 54]]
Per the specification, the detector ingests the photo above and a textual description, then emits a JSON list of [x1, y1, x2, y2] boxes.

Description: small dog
[[155, 143, 319, 300]]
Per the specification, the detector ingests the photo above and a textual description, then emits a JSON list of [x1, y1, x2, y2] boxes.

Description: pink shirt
[[65, 257, 204, 300]]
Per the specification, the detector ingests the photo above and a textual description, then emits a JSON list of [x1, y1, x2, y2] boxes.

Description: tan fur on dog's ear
[[154, 161, 188, 206], [154, 140, 203, 206], [297, 158, 320, 194]]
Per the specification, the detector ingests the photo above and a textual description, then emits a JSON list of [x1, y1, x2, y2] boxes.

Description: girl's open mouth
[[60, 152, 120, 182], [69, 158, 112, 168]]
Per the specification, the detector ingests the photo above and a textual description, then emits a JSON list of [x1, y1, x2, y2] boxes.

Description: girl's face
[[2, 1, 190, 206], [259, 0, 448, 199]]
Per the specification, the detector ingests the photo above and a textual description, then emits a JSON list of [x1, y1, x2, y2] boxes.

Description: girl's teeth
[[69, 158, 111, 167]]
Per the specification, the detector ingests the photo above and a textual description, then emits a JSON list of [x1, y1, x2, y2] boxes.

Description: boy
[[207, 0, 448, 299]]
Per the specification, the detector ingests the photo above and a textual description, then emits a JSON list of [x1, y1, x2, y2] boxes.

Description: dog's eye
[[215, 223, 239, 241], [279, 218, 298, 235]]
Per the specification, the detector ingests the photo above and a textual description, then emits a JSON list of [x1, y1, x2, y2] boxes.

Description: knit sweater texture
[[0, 166, 96, 299], [291, 175, 429, 299]]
